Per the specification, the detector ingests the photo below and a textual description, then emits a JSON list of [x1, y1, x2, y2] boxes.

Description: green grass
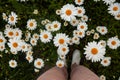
[[0, 0, 120, 80]]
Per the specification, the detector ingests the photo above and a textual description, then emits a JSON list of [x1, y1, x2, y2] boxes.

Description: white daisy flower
[[93, 0, 100, 2], [30, 38, 37, 46], [34, 68, 40, 73], [102, 0, 116, 5], [70, 18, 79, 26], [27, 19, 37, 30], [4, 27, 15, 39], [0, 32, 4, 37], [118, 77, 120, 80], [107, 36, 120, 49], [64, 21, 69, 26], [0, 35, 6, 45], [53, 33, 69, 47], [2, 13, 8, 21], [21, 41, 29, 52], [81, 15, 89, 22], [26, 55, 33, 63], [59, 54, 66, 60], [14, 28, 22, 39], [26, 44, 32, 51], [5, 24, 11, 29], [8, 38, 22, 52], [77, 30, 85, 38], [93, 33, 100, 40], [77, 22, 88, 31], [101, 57, 111, 67], [56, 9, 61, 15], [0, 54, 2, 57], [72, 36, 80, 45], [56, 60, 64, 68], [8, 12, 18, 25], [114, 13, 120, 20], [75, 0, 84, 5], [98, 40, 106, 47], [60, 4, 77, 21], [45, 19, 51, 24], [96, 26, 101, 32], [52, 21, 61, 31], [41, 20, 47, 25], [99, 26, 108, 35], [45, 23, 53, 31], [9, 60, 17, 68], [73, 30, 79, 37], [108, 3, 120, 16], [33, 9, 38, 14], [99, 75, 106, 80], [25, 38, 29, 42], [40, 30, 52, 43], [90, 29, 95, 34], [25, 31, 31, 40], [86, 31, 91, 36], [32, 33, 39, 40], [17, 0, 29, 2], [68, 38, 73, 45], [57, 45, 69, 55], [84, 41, 106, 62], [10, 50, 17, 54], [34, 58, 44, 69], [0, 44, 5, 51], [26, 50, 33, 55], [76, 7, 85, 17]]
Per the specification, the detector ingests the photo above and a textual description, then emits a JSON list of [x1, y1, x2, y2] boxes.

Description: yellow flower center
[[22, 45, 25, 49], [58, 63, 62, 67], [29, 22, 34, 27], [78, 10, 82, 14], [54, 24, 58, 28], [48, 26, 51, 29], [8, 32, 14, 36], [16, 32, 19, 36], [37, 62, 41, 66], [10, 16, 14, 21], [117, 14, 120, 18], [74, 38, 78, 40], [27, 57, 31, 60], [104, 60, 108, 63], [11, 62, 15, 66], [62, 48, 66, 52], [113, 6, 118, 11], [13, 42, 18, 48], [0, 39, 3, 43], [79, 32, 82, 35], [111, 41, 116, 45], [66, 9, 72, 16], [102, 29, 105, 32], [35, 35, 38, 38], [59, 39, 65, 44], [80, 25, 84, 29], [78, 0, 81, 3], [1, 46, 4, 49], [43, 34, 48, 39], [32, 40, 35, 43], [72, 21, 76, 24], [91, 48, 98, 55]]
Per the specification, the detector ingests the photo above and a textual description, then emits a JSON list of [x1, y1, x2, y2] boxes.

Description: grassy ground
[[0, 0, 120, 80]]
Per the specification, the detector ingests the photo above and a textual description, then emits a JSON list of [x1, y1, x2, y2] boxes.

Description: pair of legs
[[37, 50, 99, 80]]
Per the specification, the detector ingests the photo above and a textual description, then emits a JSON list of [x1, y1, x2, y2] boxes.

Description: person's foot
[[71, 49, 81, 65]]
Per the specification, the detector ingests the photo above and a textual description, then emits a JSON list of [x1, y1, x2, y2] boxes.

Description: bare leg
[[70, 63, 99, 80], [37, 66, 68, 80]]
